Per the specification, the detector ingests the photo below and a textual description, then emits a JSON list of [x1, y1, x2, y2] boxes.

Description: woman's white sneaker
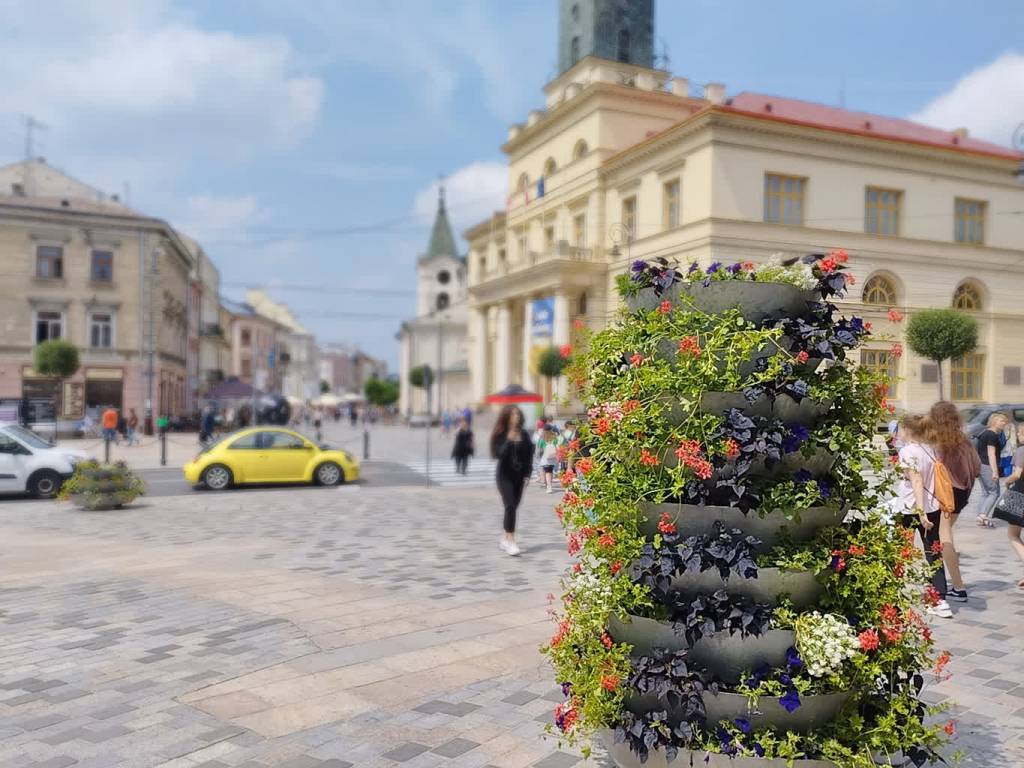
[[506, 541, 521, 556], [927, 600, 953, 619], [499, 537, 510, 552]]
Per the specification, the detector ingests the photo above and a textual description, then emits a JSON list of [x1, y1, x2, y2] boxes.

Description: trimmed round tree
[[905, 308, 978, 400], [34, 339, 80, 434], [546, 254, 950, 767], [538, 345, 571, 402]]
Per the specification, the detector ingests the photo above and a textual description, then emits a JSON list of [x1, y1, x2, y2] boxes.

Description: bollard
[[363, 428, 369, 460], [104, 435, 111, 463], [160, 431, 167, 467]]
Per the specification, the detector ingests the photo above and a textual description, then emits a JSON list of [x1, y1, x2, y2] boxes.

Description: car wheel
[[29, 470, 62, 499], [202, 464, 233, 491], [315, 462, 343, 487]]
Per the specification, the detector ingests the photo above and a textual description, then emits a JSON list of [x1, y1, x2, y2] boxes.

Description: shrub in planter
[[60, 460, 146, 510], [544, 252, 950, 767]]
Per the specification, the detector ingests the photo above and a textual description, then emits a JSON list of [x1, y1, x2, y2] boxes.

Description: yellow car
[[183, 427, 359, 490]]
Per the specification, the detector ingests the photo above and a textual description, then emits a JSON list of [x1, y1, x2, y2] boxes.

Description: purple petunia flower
[[727, 262, 743, 274], [782, 425, 809, 454], [817, 478, 832, 499], [753, 743, 765, 757], [786, 647, 803, 670], [688, 261, 700, 275], [734, 718, 752, 735], [707, 261, 722, 274], [631, 260, 647, 274], [561, 681, 573, 697], [793, 469, 813, 483], [779, 688, 802, 713]]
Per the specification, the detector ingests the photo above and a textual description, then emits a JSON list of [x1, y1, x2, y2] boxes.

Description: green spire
[[424, 184, 458, 260]]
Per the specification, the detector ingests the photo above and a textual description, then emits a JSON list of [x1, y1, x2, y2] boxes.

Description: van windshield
[[6, 425, 53, 449]]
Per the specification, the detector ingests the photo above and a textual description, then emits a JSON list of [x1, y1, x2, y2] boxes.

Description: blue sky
[[1, 0, 1022, 369]]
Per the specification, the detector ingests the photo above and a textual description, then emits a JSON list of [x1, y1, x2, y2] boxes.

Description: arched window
[[578, 292, 588, 315], [437, 269, 450, 285], [570, 36, 580, 66], [515, 173, 529, 194], [573, 140, 588, 161], [862, 274, 897, 306], [617, 29, 631, 63], [436, 292, 450, 311], [570, 3, 579, 21], [953, 282, 982, 310], [543, 157, 557, 178]]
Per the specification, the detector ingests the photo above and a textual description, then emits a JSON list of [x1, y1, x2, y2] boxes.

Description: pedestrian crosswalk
[[403, 458, 564, 489]]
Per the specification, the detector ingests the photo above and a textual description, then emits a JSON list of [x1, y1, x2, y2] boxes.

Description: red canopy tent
[[484, 384, 543, 404]]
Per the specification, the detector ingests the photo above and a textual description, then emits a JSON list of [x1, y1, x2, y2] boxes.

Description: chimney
[[704, 82, 726, 105], [670, 77, 690, 98]]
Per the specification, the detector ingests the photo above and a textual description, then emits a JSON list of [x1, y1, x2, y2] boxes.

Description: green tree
[[905, 308, 978, 399], [409, 364, 434, 390], [537, 345, 570, 402], [34, 340, 81, 435], [365, 378, 399, 406], [319, 379, 331, 394]]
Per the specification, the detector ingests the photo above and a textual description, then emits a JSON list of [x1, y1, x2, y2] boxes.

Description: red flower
[[597, 533, 616, 549], [556, 446, 569, 461], [576, 457, 593, 474], [864, 321, 873, 331], [881, 626, 904, 643], [659, 299, 672, 315], [894, 563, 905, 578], [741, 261, 755, 270], [675, 439, 701, 462], [572, 562, 581, 573], [678, 336, 701, 358], [629, 353, 644, 367], [943, 720, 956, 736], [834, 249, 849, 264], [888, 454, 900, 465], [623, 399, 640, 413], [579, 525, 596, 540], [554, 505, 564, 522], [890, 342, 903, 359], [640, 448, 660, 467], [848, 544, 866, 557], [550, 619, 570, 648], [573, 318, 585, 330], [796, 350, 810, 364], [610, 561, 622, 575], [858, 628, 880, 651], [930, 540, 943, 554], [657, 511, 677, 535], [924, 585, 941, 607], [593, 417, 611, 436], [562, 490, 579, 505], [887, 308, 904, 323], [561, 470, 576, 487], [600, 674, 620, 692], [723, 439, 740, 459], [899, 545, 917, 561], [559, 344, 572, 358], [567, 534, 581, 556], [844, 273, 856, 285], [601, 633, 614, 649], [691, 459, 713, 480], [582, 497, 595, 508], [880, 604, 901, 624], [935, 650, 952, 678], [569, 438, 581, 451], [819, 257, 838, 274]]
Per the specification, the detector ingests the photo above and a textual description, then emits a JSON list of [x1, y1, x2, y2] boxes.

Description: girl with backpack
[[890, 414, 953, 619], [929, 401, 981, 602]]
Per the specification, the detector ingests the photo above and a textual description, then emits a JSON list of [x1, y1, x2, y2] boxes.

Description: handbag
[[1000, 454, 1014, 478], [993, 489, 1024, 526]]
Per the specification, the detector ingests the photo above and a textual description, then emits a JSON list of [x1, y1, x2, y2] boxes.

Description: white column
[[399, 328, 411, 416], [522, 299, 533, 388], [553, 291, 571, 400], [495, 302, 511, 389], [470, 305, 488, 404]]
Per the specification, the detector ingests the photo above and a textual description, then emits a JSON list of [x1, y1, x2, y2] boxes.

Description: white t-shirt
[[889, 441, 938, 516], [540, 438, 559, 466]]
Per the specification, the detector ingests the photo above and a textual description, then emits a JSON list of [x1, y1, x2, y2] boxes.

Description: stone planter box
[[625, 281, 809, 324], [697, 392, 832, 426], [660, 446, 835, 482], [639, 503, 845, 548], [607, 613, 795, 683], [668, 567, 822, 610], [600, 734, 839, 768], [70, 494, 128, 511], [626, 690, 850, 735]]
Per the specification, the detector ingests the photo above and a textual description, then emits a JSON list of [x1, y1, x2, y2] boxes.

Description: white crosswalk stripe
[[403, 459, 564, 489]]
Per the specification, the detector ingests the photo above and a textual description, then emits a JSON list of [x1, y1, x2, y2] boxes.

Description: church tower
[[416, 185, 465, 317], [558, 0, 654, 75]]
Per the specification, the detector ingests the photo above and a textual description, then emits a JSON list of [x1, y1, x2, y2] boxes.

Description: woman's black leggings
[[904, 512, 947, 597], [952, 486, 972, 515], [497, 472, 525, 533]]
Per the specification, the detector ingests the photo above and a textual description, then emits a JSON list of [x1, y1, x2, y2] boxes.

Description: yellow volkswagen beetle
[[183, 427, 359, 490]]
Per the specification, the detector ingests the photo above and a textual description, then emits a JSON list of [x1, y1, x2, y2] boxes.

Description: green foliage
[[537, 346, 569, 379], [364, 377, 399, 406], [60, 460, 145, 510], [34, 340, 80, 379], [319, 379, 331, 394], [409, 364, 433, 390], [905, 308, 977, 364]]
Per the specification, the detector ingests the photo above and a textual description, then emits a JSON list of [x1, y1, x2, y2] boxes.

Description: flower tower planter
[[60, 460, 146, 511], [545, 255, 952, 767]]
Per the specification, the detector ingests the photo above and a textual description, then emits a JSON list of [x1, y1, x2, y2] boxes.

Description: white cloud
[[175, 194, 261, 245], [412, 161, 507, 236], [908, 51, 1024, 148]]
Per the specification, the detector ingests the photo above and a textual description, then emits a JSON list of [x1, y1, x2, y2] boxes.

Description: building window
[[544, 157, 557, 178], [570, 36, 580, 66], [35, 310, 62, 343], [240, 357, 252, 378], [663, 179, 680, 229], [498, 248, 507, 265], [570, 3, 579, 21], [951, 352, 984, 401], [860, 349, 897, 397], [955, 198, 986, 244], [436, 293, 450, 311], [91, 250, 114, 282], [578, 292, 588, 315], [516, 173, 529, 195], [865, 187, 901, 236], [617, 29, 631, 63], [36, 245, 63, 279], [862, 275, 897, 306], [477, 256, 487, 275], [573, 213, 587, 247], [764, 173, 806, 225], [437, 269, 451, 284], [241, 329, 251, 347], [621, 196, 637, 242], [90, 312, 113, 348], [573, 140, 588, 161], [544, 225, 556, 252], [953, 282, 982, 310], [518, 232, 528, 260]]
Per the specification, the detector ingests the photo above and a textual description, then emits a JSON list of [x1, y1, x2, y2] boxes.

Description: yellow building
[[466, 1, 1024, 413]]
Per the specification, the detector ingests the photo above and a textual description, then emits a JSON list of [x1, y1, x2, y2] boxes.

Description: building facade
[[465, 0, 1024, 413], [0, 159, 195, 432], [221, 299, 287, 393], [246, 289, 320, 402], [398, 189, 471, 416]]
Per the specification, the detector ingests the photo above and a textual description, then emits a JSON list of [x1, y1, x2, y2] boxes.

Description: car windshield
[[959, 405, 987, 423], [5, 425, 53, 449]]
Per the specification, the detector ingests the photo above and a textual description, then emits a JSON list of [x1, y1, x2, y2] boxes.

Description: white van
[[0, 423, 89, 498]]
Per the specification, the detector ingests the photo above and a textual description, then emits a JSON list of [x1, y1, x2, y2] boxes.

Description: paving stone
[[432, 738, 479, 758], [19, 714, 66, 731], [531, 753, 580, 768], [27, 758, 77, 768], [383, 742, 431, 762], [501, 691, 539, 705]]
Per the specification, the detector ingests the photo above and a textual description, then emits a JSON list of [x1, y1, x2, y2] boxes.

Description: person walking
[[889, 414, 953, 619], [451, 417, 474, 475], [199, 405, 216, 447], [101, 406, 119, 446], [537, 426, 561, 493], [976, 412, 1009, 527], [441, 410, 452, 437], [929, 401, 980, 602], [491, 405, 533, 556], [126, 408, 140, 446], [462, 405, 473, 427], [999, 422, 1024, 588]]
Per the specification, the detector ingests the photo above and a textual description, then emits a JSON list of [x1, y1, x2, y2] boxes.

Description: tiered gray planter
[[660, 446, 835, 480], [600, 734, 840, 768], [668, 568, 822, 610], [625, 281, 809, 323], [638, 503, 844, 547]]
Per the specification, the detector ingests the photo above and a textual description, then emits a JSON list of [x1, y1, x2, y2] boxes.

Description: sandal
[[977, 516, 995, 528]]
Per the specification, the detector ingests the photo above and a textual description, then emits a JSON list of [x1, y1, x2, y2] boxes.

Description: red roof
[[725, 92, 1022, 161]]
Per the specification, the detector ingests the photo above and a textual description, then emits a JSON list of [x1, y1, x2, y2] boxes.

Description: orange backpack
[[924, 447, 955, 515]]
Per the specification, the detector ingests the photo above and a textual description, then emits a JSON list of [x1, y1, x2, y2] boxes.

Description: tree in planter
[[320, 380, 331, 394], [365, 377, 399, 407], [538, 345, 571, 404], [34, 340, 80, 437], [409, 364, 434, 391], [905, 308, 978, 399]]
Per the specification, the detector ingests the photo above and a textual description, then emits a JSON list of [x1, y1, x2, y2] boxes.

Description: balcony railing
[[200, 323, 224, 338]]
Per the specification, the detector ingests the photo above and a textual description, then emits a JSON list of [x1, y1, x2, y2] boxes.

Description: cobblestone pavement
[[2, 482, 1024, 767]]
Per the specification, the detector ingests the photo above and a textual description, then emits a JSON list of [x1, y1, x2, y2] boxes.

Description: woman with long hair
[[928, 401, 980, 602], [491, 405, 534, 556], [975, 411, 1009, 527]]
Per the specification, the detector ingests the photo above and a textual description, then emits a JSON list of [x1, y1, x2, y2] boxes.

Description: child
[[537, 426, 561, 493]]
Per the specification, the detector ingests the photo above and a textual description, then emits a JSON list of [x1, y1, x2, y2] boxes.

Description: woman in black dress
[[451, 417, 475, 475], [491, 405, 534, 556]]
